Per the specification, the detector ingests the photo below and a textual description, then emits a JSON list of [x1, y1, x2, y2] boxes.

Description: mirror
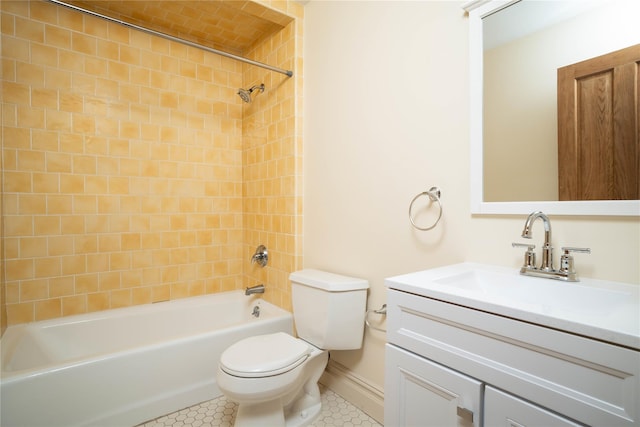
[[465, 0, 640, 216]]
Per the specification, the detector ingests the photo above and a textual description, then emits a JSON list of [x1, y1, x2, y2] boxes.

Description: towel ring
[[409, 187, 442, 231]]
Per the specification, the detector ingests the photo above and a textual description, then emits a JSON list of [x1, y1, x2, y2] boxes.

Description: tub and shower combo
[[0, 291, 292, 426]]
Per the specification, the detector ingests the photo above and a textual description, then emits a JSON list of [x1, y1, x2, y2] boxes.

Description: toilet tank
[[290, 269, 369, 350]]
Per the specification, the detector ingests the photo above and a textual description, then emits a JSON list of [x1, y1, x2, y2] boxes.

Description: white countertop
[[386, 263, 640, 351]]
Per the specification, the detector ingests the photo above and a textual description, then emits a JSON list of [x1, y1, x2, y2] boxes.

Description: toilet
[[216, 269, 369, 427]]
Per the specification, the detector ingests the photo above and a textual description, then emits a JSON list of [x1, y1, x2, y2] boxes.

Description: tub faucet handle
[[251, 245, 268, 267]]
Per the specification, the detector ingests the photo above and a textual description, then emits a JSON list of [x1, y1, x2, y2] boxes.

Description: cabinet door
[[484, 386, 583, 427], [385, 344, 482, 427]]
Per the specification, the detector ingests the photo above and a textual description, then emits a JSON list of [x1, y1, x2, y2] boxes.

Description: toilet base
[[284, 400, 322, 427], [232, 349, 328, 427], [234, 388, 323, 427], [282, 379, 323, 427], [235, 400, 285, 427]]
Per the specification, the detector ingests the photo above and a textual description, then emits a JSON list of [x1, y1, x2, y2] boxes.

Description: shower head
[[237, 84, 265, 103], [237, 88, 251, 103]]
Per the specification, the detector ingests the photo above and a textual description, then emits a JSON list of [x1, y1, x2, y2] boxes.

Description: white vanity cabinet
[[385, 277, 640, 427], [386, 344, 583, 427], [386, 344, 481, 427]]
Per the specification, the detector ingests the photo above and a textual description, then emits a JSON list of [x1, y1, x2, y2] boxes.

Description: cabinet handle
[[457, 406, 474, 423]]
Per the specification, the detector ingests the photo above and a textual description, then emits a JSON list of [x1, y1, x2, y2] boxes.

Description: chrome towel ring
[[409, 187, 442, 231]]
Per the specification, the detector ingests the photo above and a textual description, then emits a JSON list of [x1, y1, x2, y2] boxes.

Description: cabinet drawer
[[387, 289, 640, 427], [484, 386, 584, 427]]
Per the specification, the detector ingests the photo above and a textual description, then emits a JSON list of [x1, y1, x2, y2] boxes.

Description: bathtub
[[0, 291, 293, 427]]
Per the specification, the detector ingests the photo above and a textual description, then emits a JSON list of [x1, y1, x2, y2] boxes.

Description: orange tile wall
[[1, 0, 303, 328], [242, 12, 302, 312]]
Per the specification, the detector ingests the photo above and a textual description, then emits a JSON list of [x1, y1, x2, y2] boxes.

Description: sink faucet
[[513, 211, 590, 282], [245, 284, 265, 296], [521, 211, 553, 271]]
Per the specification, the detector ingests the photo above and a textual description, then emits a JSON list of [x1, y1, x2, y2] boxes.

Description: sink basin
[[386, 263, 640, 350], [433, 269, 631, 315]]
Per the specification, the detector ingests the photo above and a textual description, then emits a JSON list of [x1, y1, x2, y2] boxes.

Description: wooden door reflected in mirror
[[558, 44, 640, 201]]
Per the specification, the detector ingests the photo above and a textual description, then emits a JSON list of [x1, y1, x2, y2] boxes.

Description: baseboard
[[319, 358, 384, 424]]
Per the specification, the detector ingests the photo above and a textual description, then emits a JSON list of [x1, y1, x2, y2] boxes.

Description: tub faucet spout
[[245, 284, 265, 296]]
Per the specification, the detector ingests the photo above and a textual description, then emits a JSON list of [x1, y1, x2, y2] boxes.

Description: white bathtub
[[0, 291, 293, 427]]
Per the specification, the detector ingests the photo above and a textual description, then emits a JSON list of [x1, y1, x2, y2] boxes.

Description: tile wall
[[1, 0, 302, 329], [242, 12, 302, 312]]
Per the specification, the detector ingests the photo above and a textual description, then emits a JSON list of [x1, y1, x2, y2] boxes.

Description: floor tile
[[139, 386, 381, 427]]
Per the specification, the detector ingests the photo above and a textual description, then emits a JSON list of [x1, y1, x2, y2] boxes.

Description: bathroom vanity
[[385, 263, 640, 427]]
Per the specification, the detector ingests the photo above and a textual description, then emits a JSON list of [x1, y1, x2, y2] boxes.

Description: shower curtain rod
[[48, 0, 294, 78]]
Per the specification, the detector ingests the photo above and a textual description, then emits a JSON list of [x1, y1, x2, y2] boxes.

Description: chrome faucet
[[513, 211, 590, 282], [245, 284, 265, 296], [521, 211, 553, 271]]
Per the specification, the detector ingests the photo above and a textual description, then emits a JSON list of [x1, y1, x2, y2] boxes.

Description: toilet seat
[[220, 332, 311, 378]]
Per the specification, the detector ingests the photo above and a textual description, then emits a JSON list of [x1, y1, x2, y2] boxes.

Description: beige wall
[[304, 0, 640, 394], [1, 0, 302, 328]]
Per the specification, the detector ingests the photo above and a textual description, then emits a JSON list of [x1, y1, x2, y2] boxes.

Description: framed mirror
[[464, 0, 640, 216]]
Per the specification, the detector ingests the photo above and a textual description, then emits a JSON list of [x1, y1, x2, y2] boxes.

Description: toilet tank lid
[[289, 269, 369, 291]]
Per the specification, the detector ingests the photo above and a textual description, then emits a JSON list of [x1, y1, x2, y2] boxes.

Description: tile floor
[[138, 386, 382, 427]]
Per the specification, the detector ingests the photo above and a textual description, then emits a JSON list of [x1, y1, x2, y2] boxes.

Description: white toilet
[[216, 269, 369, 427]]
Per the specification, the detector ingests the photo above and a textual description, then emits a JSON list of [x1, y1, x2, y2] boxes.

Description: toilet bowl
[[216, 269, 369, 427], [217, 333, 329, 427]]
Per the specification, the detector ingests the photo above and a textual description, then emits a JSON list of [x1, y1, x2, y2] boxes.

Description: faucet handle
[[560, 247, 591, 276], [251, 245, 268, 267], [512, 242, 535, 250], [512, 242, 536, 268], [561, 246, 591, 254]]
